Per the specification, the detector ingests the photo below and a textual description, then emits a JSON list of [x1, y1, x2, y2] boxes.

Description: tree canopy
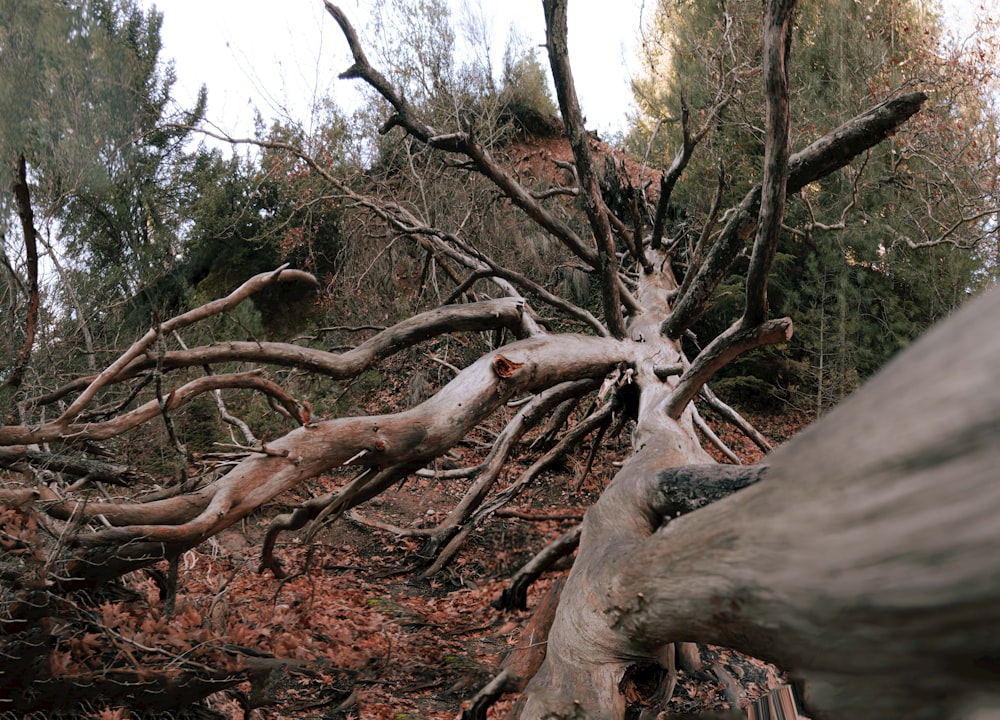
[[0, 0, 205, 394]]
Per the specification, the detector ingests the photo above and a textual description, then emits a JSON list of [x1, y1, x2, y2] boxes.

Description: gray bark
[[523, 286, 1000, 719]]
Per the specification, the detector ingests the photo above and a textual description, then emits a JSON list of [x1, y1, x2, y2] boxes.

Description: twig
[[494, 509, 584, 522], [700, 385, 772, 453], [692, 404, 741, 464], [460, 668, 522, 720], [494, 525, 581, 611]]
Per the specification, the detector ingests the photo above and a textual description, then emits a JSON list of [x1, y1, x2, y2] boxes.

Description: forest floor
[[3, 347, 810, 719], [123, 394, 809, 720]]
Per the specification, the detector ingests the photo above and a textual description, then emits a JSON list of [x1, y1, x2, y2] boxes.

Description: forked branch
[[662, 91, 927, 339], [26, 297, 534, 409], [27, 333, 633, 584], [323, 2, 600, 270], [659, 0, 798, 420], [53, 267, 316, 426], [664, 318, 793, 420]]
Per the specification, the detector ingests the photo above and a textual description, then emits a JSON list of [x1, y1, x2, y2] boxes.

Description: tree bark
[[5, 154, 40, 390], [661, 91, 926, 340], [47, 334, 634, 583], [742, 0, 796, 327], [521, 461, 765, 719], [543, 0, 626, 338], [525, 286, 1000, 719]]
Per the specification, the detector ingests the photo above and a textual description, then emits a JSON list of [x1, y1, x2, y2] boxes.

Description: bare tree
[[2, 0, 996, 718]]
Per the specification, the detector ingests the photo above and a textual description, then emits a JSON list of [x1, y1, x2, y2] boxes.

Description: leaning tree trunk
[[523, 286, 1000, 720]]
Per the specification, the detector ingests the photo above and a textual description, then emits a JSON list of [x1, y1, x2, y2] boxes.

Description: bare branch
[[898, 205, 1000, 250], [444, 269, 606, 336], [52, 266, 316, 427], [664, 317, 793, 420], [260, 461, 420, 578], [742, 0, 797, 328], [0, 447, 152, 486], [4, 154, 40, 390], [691, 404, 741, 464], [700, 385, 772, 453], [28, 296, 529, 411], [428, 378, 601, 541], [675, 165, 729, 302], [651, 89, 731, 251], [662, 91, 928, 339], [494, 527, 580, 612], [0, 371, 302, 446], [44, 334, 632, 582], [543, 0, 627, 338], [322, 3, 601, 271], [420, 392, 619, 578]]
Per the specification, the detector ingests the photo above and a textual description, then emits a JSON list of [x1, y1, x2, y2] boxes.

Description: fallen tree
[[0, 0, 925, 583], [524, 283, 1000, 719], [1, 0, 995, 716]]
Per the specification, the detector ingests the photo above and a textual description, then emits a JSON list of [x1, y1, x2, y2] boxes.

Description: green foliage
[[629, 0, 999, 413], [499, 41, 561, 135], [177, 116, 349, 338], [177, 396, 227, 452], [309, 1, 568, 333]]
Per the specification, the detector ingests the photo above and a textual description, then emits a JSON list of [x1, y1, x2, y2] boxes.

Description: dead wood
[[43, 334, 632, 584], [494, 525, 581, 612], [5, 154, 40, 391], [426, 378, 600, 543], [498, 574, 568, 719], [700, 385, 772, 453], [26, 297, 532, 409], [534, 286, 1000, 720], [661, 91, 927, 341], [0, 2, 954, 715], [521, 463, 765, 718], [543, 0, 626, 338]]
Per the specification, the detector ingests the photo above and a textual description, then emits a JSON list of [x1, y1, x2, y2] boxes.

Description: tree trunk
[[6, 153, 40, 390], [523, 286, 1000, 719]]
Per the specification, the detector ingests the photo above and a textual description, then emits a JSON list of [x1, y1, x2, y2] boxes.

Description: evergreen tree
[[628, 0, 999, 414], [0, 0, 205, 378]]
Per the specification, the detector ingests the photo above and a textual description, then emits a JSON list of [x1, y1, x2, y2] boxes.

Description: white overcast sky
[[151, 0, 991, 147], [153, 0, 648, 141]]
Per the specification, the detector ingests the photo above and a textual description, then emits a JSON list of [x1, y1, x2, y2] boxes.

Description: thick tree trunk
[[523, 286, 1000, 719]]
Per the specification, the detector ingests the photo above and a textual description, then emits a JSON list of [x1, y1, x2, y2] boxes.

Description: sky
[[153, 0, 649, 142], [152, 0, 994, 148]]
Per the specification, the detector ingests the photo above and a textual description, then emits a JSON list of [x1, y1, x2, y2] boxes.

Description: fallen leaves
[[1, 369, 808, 717]]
